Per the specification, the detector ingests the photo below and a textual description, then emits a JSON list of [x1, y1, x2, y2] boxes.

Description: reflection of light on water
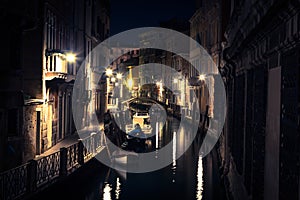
[[155, 122, 164, 149], [159, 122, 163, 146], [103, 183, 112, 200], [172, 131, 177, 168], [155, 122, 159, 149], [196, 155, 203, 200], [178, 127, 185, 155], [155, 149, 159, 159], [172, 131, 177, 183], [115, 178, 121, 199]]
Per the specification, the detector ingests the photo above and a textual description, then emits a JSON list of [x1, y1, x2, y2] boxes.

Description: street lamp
[[111, 77, 116, 83], [106, 68, 113, 77], [156, 81, 160, 87], [116, 73, 122, 79], [199, 74, 206, 81], [65, 53, 76, 63]]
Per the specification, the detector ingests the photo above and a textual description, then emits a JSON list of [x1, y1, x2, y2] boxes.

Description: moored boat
[[125, 112, 152, 134]]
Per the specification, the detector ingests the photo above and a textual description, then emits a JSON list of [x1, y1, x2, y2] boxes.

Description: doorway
[[36, 111, 41, 155]]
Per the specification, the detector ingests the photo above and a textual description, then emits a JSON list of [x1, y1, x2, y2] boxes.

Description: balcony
[[45, 49, 70, 81]]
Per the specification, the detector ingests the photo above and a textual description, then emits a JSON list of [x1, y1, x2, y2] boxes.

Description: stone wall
[[221, 0, 300, 199]]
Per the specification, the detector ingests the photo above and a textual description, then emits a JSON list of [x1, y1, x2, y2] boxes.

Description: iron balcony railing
[[0, 132, 104, 200]]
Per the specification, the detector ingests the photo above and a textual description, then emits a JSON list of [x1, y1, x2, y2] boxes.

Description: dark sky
[[110, 0, 196, 35]]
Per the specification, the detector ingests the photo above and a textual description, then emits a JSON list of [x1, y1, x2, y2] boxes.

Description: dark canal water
[[29, 116, 225, 200]]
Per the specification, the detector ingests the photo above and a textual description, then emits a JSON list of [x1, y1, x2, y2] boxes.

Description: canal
[[29, 116, 225, 200]]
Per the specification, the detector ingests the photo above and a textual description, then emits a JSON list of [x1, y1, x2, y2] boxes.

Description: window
[[196, 33, 201, 45], [290, 17, 294, 37], [293, 15, 298, 35], [46, 10, 58, 50]]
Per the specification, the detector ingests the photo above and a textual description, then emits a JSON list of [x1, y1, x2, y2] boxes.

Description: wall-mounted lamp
[[106, 68, 113, 77], [198, 74, 206, 81], [116, 73, 122, 79], [66, 53, 76, 63]]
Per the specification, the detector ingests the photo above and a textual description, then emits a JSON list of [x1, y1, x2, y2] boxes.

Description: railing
[[94, 133, 102, 152], [36, 151, 60, 187], [0, 163, 29, 200], [0, 132, 105, 200], [66, 143, 79, 172], [45, 52, 67, 73], [45, 50, 68, 80], [82, 135, 94, 161]]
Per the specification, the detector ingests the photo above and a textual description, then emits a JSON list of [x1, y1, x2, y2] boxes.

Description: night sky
[[110, 0, 196, 35]]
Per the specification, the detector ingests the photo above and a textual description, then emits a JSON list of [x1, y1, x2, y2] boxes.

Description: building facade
[[189, 0, 230, 147], [0, 0, 110, 171], [221, 0, 300, 199]]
